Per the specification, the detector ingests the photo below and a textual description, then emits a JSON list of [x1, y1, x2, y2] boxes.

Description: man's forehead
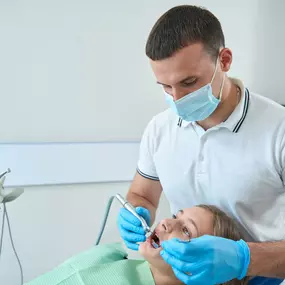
[[150, 44, 211, 83]]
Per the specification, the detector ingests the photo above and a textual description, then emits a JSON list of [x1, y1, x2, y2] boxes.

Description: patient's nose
[[160, 218, 174, 233]]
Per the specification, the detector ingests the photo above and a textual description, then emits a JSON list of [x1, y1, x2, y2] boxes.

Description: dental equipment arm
[[0, 169, 24, 204], [0, 168, 11, 179], [0, 168, 24, 285]]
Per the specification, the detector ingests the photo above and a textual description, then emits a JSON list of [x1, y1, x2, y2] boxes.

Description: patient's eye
[[182, 226, 191, 238], [172, 214, 191, 238]]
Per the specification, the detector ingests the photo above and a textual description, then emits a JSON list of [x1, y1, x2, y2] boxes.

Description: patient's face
[[139, 206, 214, 273]]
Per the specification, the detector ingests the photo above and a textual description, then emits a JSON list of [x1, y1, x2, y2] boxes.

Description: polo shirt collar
[[177, 78, 250, 133]]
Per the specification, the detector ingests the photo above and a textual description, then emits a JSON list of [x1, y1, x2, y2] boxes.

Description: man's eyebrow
[[177, 209, 200, 236], [157, 81, 169, 86], [157, 76, 196, 86], [179, 76, 196, 83]]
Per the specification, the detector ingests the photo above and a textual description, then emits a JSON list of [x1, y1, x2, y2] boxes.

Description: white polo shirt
[[137, 78, 285, 242]]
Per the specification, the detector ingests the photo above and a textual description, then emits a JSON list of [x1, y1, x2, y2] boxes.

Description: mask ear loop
[[218, 74, 226, 100], [210, 58, 219, 85], [210, 57, 226, 101]]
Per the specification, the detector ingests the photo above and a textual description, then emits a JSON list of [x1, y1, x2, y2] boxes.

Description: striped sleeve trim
[[136, 168, 160, 181]]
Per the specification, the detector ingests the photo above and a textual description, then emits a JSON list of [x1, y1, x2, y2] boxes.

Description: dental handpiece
[[116, 193, 153, 235]]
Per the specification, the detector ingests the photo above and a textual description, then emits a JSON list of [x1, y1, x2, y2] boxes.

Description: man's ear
[[219, 48, 232, 72]]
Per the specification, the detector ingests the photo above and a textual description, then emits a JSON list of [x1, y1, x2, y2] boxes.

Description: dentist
[[118, 5, 285, 285]]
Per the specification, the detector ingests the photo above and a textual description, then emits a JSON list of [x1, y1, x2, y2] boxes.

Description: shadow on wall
[[251, 1, 285, 104]]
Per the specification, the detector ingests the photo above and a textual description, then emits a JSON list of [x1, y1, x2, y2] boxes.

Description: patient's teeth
[[152, 240, 160, 249]]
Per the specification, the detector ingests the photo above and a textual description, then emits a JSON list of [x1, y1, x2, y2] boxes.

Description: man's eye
[[172, 214, 177, 219], [182, 80, 197, 87]]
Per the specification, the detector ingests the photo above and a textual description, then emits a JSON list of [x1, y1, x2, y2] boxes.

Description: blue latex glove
[[117, 206, 151, 251], [160, 235, 250, 285]]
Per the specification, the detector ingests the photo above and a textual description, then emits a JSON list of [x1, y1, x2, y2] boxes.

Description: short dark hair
[[145, 5, 225, 61]]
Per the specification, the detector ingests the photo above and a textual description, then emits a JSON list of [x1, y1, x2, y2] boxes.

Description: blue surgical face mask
[[164, 59, 225, 122]]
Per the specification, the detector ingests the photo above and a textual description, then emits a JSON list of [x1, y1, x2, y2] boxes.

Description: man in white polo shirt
[[118, 5, 285, 285]]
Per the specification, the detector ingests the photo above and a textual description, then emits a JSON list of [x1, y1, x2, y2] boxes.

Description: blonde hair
[[197, 205, 249, 285]]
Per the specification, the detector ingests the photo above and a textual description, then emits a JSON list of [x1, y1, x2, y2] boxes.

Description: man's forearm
[[247, 241, 285, 278], [126, 192, 157, 225]]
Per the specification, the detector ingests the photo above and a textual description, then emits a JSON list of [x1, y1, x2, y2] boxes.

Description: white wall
[[0, 0, 285, 284], [0, 0, 166, 142], [1, 0, 284, 144], [250, 0, 285, 103]]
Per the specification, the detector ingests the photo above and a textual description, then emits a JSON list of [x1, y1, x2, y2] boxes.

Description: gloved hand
[[117, 206, 151, 251], [160, 235, 250, 285]]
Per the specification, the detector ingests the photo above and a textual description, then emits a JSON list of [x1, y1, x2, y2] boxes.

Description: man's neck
[[197, 77, 240, 131], [149, 264, 183, 285]]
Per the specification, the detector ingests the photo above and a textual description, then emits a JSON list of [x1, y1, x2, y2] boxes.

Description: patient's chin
[[139, 240, 164, 266], [139, 240, 155, 257], [139, 242, 172, 274], [138, 241, 147, 256]]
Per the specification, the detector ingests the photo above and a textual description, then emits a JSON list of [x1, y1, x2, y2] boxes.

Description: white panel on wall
[[0, 142, 139, 187]]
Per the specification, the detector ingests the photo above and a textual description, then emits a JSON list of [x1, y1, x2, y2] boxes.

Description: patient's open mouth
[[150, 231, 161, 249]]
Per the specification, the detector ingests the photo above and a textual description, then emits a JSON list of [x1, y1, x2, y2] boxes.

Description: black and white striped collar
[[177, 79, 250, 133], [232, 88, 249, 133]]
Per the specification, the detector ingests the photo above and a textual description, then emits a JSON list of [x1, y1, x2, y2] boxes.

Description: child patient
[[25, 205, 248, 285]]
